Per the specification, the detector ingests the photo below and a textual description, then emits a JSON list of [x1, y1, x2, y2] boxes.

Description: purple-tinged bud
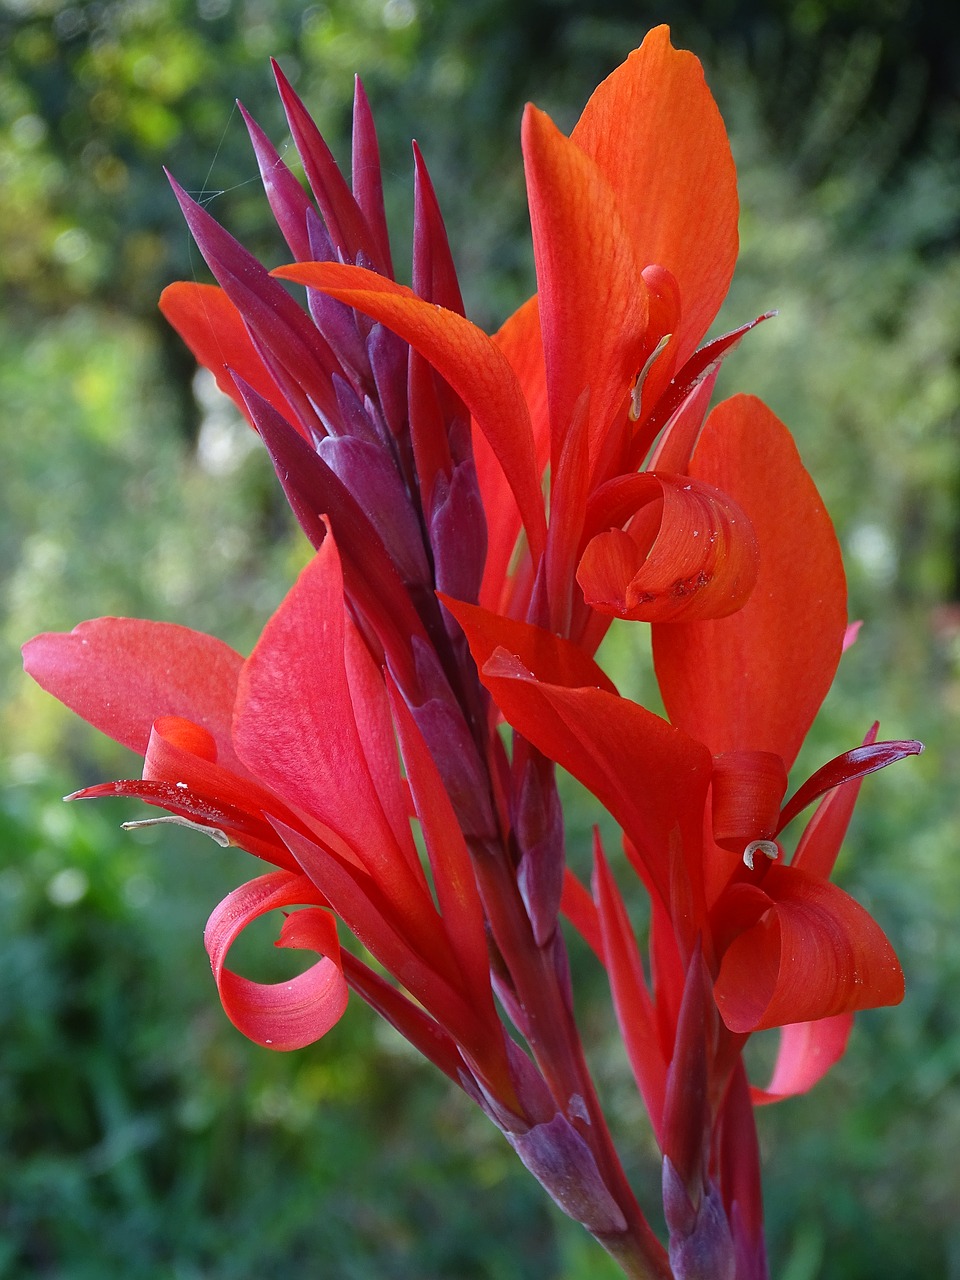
[[429, 457, 487, 606], [238, 101, 314, 262], [167, 173, 342, 426], [408, 638, 496, 840], [303, 210, 372, 377], [508, 1113, 627, 1234], [513, 746, 565, 947], [661, 947, 713, 1200], [662, 1159, 735, 1280], [329, 374, 384, 449], [318, 436, 429, 586], [412, 142, 465, 317], [368, 321, 410, 440], [272, 58, 382, 273], [351, 76, 394, 280]]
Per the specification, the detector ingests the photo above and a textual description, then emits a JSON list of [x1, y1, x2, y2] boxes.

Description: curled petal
[[205, 871, 347, 1051], [714, 865, 904, 1033], [578, 473, 758, 623], [711, 752, 788, 854]]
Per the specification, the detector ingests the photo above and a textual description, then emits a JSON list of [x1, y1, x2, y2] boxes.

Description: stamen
[[628, 333, 672, 421], [122, 815, 231, 847], [743, 839, 779, 871]]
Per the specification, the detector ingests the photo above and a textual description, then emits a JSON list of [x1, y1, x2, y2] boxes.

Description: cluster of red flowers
[[24, 28, 921, 1280]]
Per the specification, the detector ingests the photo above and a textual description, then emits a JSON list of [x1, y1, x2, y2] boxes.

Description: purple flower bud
[[507, 1113, 627, 1235], [663, 1157, 735, 1280]]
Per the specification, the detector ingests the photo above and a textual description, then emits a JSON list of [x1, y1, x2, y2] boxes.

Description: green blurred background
[[1, 1, 958, 1276]]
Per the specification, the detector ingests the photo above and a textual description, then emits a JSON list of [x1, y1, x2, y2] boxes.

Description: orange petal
[[522, 104, 648, 476], [571, 26, 739, 368], [480, 295, 548, 611], [653, 396, 847, 765], [159, 282, 302, 433]]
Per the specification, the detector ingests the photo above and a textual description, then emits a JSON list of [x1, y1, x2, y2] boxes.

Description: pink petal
[[233, 530, 422, 905], [22, 619, 243, 766], [751, 1014, 854, 1105]]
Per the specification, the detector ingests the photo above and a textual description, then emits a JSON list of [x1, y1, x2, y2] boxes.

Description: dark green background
[[1, 1, 958, 1276]]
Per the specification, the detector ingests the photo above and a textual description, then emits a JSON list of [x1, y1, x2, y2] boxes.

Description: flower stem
[[471, 835, 672, 1279]]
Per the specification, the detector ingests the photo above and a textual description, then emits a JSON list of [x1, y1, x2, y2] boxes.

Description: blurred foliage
[[1, 1, 959, 1277]]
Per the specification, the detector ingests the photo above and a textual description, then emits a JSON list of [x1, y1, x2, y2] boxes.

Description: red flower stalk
[[23, 26, 922, 1279]]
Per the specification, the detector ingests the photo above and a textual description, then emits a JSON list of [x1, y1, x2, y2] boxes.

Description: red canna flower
[[23, 25, 922, 1280]]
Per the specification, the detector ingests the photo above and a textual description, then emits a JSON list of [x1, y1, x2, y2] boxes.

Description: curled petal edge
[[204, 870, 348, 1051], [714, 866, 904, 1034], [578, 473, 759, 623]]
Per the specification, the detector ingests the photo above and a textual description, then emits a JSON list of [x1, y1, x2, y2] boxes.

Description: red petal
[[713, 865, 904, 1033], [593, 840, 667, 1143], [571, 26, 739, 370], [339, 950, 470, 1087], [653, 395, 847, 766], [446, 598, 710, 923], [204, 871, 347, 1050], [751, 1014, 854, 1105], [22, 618, 243, 765], [560, 867, 603, 960], [521, 104, 648, 477], [578, 472, 759, 622], [387, 681, 494, 1007], [159, 282, 302, 433], [274, 262, 547, 562], [482, 296, 549, 612], [272, 819, 495, 1072], [233, 531, 423, 906], [139, 715, 305, 868]]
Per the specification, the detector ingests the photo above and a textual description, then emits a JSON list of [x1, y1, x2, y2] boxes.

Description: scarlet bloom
[[24, 26, 921, 1280]]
